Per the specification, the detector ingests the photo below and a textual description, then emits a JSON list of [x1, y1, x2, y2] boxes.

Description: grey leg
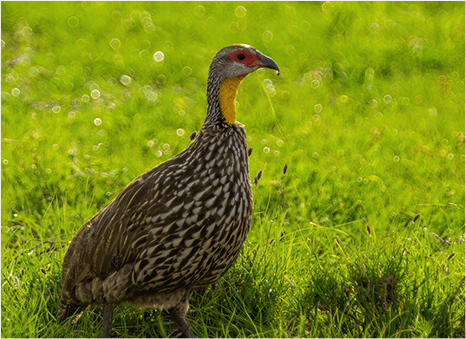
[[169, 300, 195, 338], [103, 305, 114, 338]]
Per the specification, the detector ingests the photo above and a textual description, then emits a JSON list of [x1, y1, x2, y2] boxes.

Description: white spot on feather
[[205, 196, 217, 208]]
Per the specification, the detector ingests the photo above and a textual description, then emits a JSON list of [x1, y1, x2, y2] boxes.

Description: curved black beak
[[257, 52, 280, 76]]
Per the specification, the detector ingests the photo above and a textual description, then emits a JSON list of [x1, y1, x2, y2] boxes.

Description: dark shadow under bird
[[57, 44, 279, 338]]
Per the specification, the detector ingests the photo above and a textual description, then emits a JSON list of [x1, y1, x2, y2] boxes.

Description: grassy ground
[[1, 1, 465, 338]]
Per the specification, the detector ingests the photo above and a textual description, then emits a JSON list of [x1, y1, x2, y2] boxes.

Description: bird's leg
[[169, 300, 195, 338], [103, 305, 114, 338]]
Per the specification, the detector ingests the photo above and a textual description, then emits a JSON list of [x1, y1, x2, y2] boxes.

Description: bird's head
[[210, 44, 280, 80], [207, 44, 279, 125]]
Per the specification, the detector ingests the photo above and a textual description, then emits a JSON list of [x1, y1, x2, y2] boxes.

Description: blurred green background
[[1, 2, 465, 338]]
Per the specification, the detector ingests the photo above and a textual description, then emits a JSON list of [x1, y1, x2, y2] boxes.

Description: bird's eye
[[237, 54, 246, 61]]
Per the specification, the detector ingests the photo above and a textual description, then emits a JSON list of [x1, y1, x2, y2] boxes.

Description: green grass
[[2, 1, 465, 338]]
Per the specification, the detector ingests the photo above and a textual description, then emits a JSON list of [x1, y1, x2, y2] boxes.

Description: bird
[[57, 44, 280, 338]]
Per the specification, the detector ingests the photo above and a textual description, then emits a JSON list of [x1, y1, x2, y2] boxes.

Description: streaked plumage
[[58, 44, 279, 337]]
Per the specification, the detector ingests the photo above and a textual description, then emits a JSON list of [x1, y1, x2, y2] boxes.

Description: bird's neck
[[204, 71, 244, 128]]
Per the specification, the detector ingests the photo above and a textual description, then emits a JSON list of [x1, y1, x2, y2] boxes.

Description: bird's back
[[58, 123, 252, 316]]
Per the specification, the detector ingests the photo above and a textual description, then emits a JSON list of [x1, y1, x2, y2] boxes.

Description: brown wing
[[62, 147, 190, 278]]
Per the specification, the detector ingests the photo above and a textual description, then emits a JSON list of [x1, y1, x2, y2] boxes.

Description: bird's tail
[[57, 263, 133, 324]]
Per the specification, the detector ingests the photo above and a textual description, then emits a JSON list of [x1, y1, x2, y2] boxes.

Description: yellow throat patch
[[219, 77, 244, 124]]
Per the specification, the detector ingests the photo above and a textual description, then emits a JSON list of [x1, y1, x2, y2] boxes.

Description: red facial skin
[[228, 50, 263, 79]]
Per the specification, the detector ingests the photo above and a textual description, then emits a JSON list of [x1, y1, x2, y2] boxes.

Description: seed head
[[447, 252, 456, 261], [253, 170, 263, 186], [366, 225, 371, 235]]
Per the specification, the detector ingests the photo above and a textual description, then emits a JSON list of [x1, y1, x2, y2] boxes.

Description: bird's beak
[[257, 52, 280, 76]]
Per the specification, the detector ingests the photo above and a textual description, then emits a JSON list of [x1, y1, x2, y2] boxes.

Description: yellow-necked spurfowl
[[57, 44, 279, 337]]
